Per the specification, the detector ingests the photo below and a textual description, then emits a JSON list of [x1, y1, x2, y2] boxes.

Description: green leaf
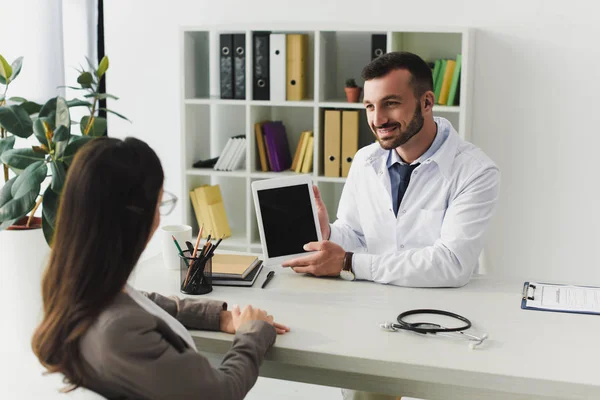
[[0, 94, 4, 102], [55, 138, 68, 159], [39, 97, 57, 118], [97, 55, 109, 78], [0, 105, 33, 138], [21, 101, 42, 115], [11, 161, 47, 198], [58, 85, 87, 91], [1, 148, 45, 171], [0, 75, 5, 85], [0, 135, 16, 157], [8, 96, 27, 104], [77, 71, 93, 88], [10, 57, 23, 81], [0, 54, 13, 83], [53, 125, 70, 142], [100, 108, 130, 121], [33, 118, 49, 147], [55, 96, 70, 131], [80, 116, 107, 137], [61, 135, 93, 166], [84, 93, 119, 100], [0, 176, 37, 224], [42, 185, 59, 245], [84, 55, 95, 71], [66, 98, 92, 108], [49, 161, 66, 192]]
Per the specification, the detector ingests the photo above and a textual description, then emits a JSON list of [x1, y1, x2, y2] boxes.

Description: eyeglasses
[[159, 190, 178, 216]]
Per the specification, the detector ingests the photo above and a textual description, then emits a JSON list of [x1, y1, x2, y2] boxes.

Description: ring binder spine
[[522, 283, 536, 300]]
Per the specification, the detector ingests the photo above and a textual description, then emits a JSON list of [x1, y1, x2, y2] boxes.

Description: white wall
[[72, 0, 600, 283]]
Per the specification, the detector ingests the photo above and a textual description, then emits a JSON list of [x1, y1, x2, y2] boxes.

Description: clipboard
[[521, 281, 600, 315]]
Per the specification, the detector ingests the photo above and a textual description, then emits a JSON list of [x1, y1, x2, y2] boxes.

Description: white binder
[[269, 33, 286, 102]]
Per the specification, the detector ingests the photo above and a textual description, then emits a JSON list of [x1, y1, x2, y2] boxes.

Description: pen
[[171, 235, 189, 267], [261, 270, 275, 289]]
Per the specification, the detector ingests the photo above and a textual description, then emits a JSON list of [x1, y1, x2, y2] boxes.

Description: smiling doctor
[[284, 51, 500, 289], [282, 50, 500, 400]]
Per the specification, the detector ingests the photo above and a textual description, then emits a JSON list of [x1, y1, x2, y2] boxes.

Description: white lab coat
[[329, 117, 500, 287]]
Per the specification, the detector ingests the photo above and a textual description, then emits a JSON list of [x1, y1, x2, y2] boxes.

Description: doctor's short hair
[[361, 51, 434, 99]]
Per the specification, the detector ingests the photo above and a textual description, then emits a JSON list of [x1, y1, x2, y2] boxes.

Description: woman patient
[[32, 136, 288, 399]]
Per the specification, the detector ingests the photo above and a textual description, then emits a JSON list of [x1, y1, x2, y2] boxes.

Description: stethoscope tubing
[[393, 308, 472, 334]]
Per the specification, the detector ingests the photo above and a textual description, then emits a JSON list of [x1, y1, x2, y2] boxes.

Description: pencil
[[191, 224, 204, 259]]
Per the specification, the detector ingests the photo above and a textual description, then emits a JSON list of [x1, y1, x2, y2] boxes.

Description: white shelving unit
[[180, 24, 474, 254]]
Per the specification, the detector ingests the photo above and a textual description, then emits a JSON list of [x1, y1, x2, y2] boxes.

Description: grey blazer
[[78, 291, 276, 400]]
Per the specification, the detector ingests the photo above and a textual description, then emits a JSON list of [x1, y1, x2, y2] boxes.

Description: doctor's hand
[[282, 240, 345, 277], [312, 185, 331, 240], [221, 305, 290, 335]]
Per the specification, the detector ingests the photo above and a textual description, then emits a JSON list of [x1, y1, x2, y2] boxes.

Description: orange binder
[[323, 110, 341, 177], [286, 34, 308, 101], [341, 111, 359, 177]]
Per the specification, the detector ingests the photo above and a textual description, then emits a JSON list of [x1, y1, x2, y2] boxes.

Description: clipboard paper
[[521, 281, 600, 315]]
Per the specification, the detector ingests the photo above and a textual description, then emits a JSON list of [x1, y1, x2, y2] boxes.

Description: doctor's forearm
[[352, 244, 473, 287]]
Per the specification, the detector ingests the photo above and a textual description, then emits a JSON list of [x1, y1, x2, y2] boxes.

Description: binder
[[269, 33, 286, 102], [371, 34, 387, 60], [219, 34, 234, 99], [254, 121, 269, 171], [262, 121, 292, 172], [233, 34, 246, 100], [521, 281, 600, 316], [252, 32, 270, 100], [341, 110, 359, 177], [447, 54, 462, 106], [323, 110, 341, 177], [300, 135, 314, 173], [438, 59, 456, 105], [286, 34, 308, 101], [193, 185, 231, 239]]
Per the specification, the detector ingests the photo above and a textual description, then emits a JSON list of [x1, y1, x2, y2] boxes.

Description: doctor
[[283, 51, 500, 289], [283, 49, 500, 400]]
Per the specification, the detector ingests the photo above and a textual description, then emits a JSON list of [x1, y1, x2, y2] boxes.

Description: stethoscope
[[380, 309, 488, 349]]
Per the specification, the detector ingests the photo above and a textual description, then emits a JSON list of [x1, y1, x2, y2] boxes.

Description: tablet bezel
[[251, 175, 322, 266]]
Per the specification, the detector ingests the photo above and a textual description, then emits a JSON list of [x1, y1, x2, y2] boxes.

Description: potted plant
[[0, 54, 128, 348], [344, 78, 362, 103], [0, 53, 128, 244]]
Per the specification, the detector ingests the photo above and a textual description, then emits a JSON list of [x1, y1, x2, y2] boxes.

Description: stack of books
[[211, 254, 264, 287]]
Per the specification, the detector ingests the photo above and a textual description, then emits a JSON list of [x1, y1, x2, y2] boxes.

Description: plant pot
[[344, 87, 362, 103], [0, 220, 50, 350]]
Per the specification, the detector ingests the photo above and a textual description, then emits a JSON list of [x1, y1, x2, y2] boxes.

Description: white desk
[[132, 254, 600, 400]]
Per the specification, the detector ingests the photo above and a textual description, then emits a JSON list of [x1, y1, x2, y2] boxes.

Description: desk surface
[[132, 254, 600, 400]]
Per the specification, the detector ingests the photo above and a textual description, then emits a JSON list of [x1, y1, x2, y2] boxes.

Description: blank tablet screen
[[256, 184, 318, 258]]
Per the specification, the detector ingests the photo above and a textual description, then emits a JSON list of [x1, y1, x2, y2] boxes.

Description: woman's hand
[[221, 305, 289, 334]]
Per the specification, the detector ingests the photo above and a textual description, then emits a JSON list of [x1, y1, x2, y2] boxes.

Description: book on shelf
[[189, 184, 232, 239], [263, 120, 292, 172], [214, 135, 246, 171], [211, 254, 261, 279], [429, 55, 462, 106]]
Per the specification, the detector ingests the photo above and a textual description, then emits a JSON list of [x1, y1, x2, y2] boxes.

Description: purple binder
[[262, 121, 292, 171]]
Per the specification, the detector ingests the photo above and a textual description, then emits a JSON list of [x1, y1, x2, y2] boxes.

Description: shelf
[[249, 100, 315, 108], [181, 26, 472, 253], [249, 171, 310, 179], [319, 101, 364, 109], [315, 176, 347, 183], [186, 168, 246, 177]]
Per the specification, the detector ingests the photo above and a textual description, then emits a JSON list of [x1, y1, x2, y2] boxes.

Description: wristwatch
[[340, 252, 355, 281]]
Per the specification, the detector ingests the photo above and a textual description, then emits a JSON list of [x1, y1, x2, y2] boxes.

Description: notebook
[[211, 254, 260, 279], [212, 262, 264, 287]]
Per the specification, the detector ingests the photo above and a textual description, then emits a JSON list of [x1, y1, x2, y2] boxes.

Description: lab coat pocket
[[412, 208, 446, 245]]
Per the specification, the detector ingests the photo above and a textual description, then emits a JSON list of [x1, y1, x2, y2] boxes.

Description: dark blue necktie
[[393, 163, 419, 216]]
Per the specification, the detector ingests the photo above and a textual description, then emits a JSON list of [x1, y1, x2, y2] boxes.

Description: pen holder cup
[[179, 250, 213, 295]]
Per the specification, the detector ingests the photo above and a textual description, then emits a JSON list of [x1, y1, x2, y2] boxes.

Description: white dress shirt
[[329, 117, 500, 287]]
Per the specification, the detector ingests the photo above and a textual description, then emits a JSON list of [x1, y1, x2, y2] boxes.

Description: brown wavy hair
[[31, 136, 164, 391]]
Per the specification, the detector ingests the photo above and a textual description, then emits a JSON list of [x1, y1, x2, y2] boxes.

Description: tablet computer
[[251, 175, 322, 266]]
